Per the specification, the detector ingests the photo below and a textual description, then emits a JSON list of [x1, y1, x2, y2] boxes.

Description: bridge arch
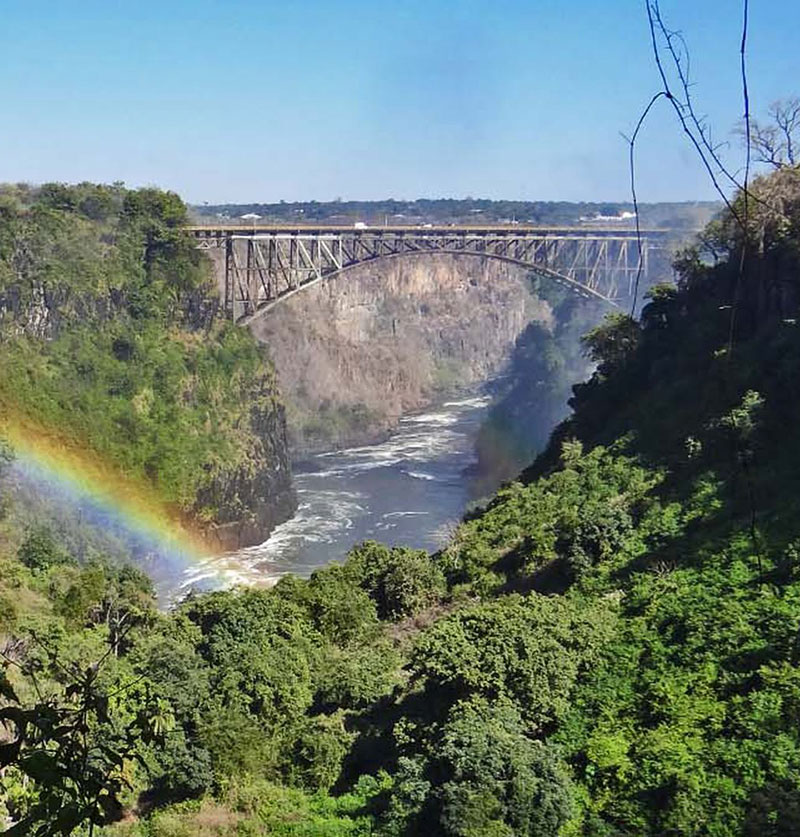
[[188, 226, 666, 325], [237, 249, 614, 326]]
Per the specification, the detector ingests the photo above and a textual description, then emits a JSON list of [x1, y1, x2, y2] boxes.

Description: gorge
[[187, 250, 620, 596], [16, 181, 797, 837], [251, 254, 549, 455], [0, 185, 618, 603], [4, 0, 800, 830]]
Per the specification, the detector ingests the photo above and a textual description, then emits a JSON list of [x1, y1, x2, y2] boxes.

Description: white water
[[174, 394, 491, 598]]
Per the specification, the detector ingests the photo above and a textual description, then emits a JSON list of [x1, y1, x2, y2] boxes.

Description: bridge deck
[[186, 224, 674, 238], [187, 223, 684, 323]]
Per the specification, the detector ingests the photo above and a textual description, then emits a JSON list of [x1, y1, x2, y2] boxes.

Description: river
[[175, 393, 492, 599]]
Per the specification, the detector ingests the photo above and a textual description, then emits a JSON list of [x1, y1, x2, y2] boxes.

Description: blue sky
[[0, 0, 797, 203]]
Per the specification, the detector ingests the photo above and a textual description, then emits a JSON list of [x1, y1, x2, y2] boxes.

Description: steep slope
[[0, 183, 295, 550], [472, 285, 604, 493]]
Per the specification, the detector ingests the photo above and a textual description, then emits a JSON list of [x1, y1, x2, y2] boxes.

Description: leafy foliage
[[0, 182, 285, 519], [436, 700, 573, 837], [0, 657, 164, 836], [7, 168, 800, 835]]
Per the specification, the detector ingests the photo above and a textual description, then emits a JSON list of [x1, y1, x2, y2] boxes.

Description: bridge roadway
[[186, 224, 677, 324]]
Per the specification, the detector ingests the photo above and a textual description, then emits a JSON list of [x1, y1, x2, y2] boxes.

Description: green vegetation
[[3, 166, 800, 834], [0, 182, 290, 530], [193, 197, 717, 231]]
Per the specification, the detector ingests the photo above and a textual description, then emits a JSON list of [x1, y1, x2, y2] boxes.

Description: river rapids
[[172, 393, 492, 601]]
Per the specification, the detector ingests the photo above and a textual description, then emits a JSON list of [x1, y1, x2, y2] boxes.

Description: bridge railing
[[186, 225, 676, 323]]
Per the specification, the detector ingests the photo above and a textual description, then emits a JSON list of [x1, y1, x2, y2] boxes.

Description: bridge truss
[[188, 226, 666, 324]]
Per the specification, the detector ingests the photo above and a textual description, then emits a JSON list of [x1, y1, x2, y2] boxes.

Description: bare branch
[[738, 97, 800, 169], [644, 1, 743, 225], [774, 97, 800, 165], [624, 91, 668, 314]]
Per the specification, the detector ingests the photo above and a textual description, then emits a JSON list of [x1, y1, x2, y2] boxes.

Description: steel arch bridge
[[187, 225, 672, 325]]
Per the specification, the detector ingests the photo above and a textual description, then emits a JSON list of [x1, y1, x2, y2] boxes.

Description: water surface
[[177, 394, 491, 597]]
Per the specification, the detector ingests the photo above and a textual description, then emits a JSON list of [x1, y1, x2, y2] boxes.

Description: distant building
[[579, 211, 637, 224]]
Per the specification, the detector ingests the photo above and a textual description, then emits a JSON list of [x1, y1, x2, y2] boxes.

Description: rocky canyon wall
[[248, 255, 551, 455]]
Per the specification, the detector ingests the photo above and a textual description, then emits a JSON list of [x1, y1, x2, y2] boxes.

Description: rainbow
[[0, 411, 266, 601]]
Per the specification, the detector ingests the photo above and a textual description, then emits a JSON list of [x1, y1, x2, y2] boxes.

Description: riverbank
[[169, 391, 493, 602]]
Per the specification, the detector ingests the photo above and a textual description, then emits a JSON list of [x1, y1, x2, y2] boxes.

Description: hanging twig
[[653, 7, 742, 193], [728, 0, 752, 355], [624, 91, 668, 314]]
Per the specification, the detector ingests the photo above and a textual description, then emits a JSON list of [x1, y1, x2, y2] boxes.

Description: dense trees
[[193, 197, 717, 231], [0, 182, 290, 532], [5, 165, 800, 833]]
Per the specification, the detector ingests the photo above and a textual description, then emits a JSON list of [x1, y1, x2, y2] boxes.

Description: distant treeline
[[192, 198, 719, 229]]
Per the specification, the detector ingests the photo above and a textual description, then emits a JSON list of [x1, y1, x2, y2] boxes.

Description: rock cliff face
[[472, 293, 603, 494], [0, 185, 297, 556], [196, 382, 296, 551], [250, 255, 550, 455]]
